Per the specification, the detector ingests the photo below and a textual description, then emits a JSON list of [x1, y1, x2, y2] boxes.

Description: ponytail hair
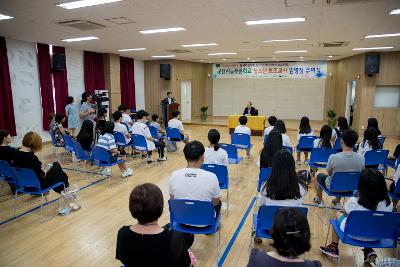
[[208, 129, 221, 151]]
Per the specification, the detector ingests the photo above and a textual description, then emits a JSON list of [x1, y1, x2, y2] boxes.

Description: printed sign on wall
[[212, 62, 327, 79]]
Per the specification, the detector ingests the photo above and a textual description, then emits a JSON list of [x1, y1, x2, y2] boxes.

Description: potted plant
[[200, 106, 208, 122], [327, 109, 337, 128]]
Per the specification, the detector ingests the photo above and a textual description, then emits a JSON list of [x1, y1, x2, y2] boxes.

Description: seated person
[[0, 129, 16, 165], [258, 131, 282, 168], [113, 111, 132, 145], [263, 116, 277, 138], [118, 105, 133, 131], [150, 114, 165, 138], [313, 129, 364, 209], [243, 101, 257, 116], [248, 208, 321, 267], [313, 125, 333, 148], [116, 183, 194, 267], [131, 110, 166, 162], [331, 116, 349, 141], [386, 164, 400, 209], [76, 120, 94, 155], [367, 117, 382, 137], [204, 129, 228, 167], [50, 113, 69, 146], [169, 141, 221, 217], [259, 150, 307, 207], [12, 131, 69, 194], [357, 127, 381, 156], [296, 116, 315, 165], [96, 121, 133, 178], [168, 111, 189, 144], [273, 120, 291, 147], [320, 169, 392, 263], [234, 115, 251, 157]]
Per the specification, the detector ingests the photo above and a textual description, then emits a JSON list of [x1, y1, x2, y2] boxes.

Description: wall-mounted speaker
[[160, 64, 171, 80], [365, 54, 380, 76], [52, 54, 66, 71]]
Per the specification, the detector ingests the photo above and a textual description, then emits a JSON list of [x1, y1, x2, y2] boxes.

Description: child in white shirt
[[234, 116, 251, 156], [296, 116, 315, 165], [263, 116, 277, 138], [204, 129, 228, 167]]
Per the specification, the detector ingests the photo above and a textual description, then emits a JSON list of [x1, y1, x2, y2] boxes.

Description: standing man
[[161, 91, 176, 127]]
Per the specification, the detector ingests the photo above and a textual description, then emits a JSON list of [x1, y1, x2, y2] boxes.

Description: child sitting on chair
[[234, 116, 251, 157]]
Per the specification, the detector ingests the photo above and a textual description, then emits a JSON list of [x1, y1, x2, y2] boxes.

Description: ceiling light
[[151, 55, 176, 58], [222, 58, 227, 61], [208, 52, 237, 56], [0, 14, 13, 20], [352, 47, 393, 51], [274, 50, 308, 53], [299, 56, 304, 59], [275, 59, 279, 62], [263, 38, 307, 43], [62, 36, 99, 42], [365, 33, 400, 38], [200, 59, 204, 62], [328, 55, 333, 58], [245, 17, 305, 25], [140, 27, 186, 34], [208, 62, 212, 64], [118, 48, 146, 52], [247, 57, 251, 60], [57, 0, 123, 9], [252, 60, 255, 62], [389, 8, 400, 15], [181, 43, 218, 47]]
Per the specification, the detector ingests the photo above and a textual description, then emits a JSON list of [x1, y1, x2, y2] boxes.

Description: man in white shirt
[[168, 111, 189, 144], [169, 140, 221, 217], [131, 110, 166, 162], [113, 111, 132, 155], [264, 116, 277, 138], [234, 115, 251, 156], [118, 105, 133, 131]]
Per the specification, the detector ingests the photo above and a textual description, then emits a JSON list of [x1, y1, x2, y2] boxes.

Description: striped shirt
[[96, 133, 117, 151]]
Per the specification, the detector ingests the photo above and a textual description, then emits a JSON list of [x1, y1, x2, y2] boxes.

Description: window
[[374, 85, 400, 108]]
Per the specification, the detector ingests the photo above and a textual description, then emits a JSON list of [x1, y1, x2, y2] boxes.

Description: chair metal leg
[[13, 190, 17, 217], [40, 193, 44, 214], [226, 189, 229, 216], [216, 229, 221, 266], [324, 223, 331, 246]]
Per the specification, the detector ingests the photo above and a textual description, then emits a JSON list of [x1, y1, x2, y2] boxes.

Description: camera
[[92, 92, 109, 105]]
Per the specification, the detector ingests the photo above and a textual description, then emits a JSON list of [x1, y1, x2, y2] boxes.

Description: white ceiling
[[0, 0, 399, 63]]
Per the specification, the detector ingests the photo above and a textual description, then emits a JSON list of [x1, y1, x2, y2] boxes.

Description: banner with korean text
[[212, 62, 327, 79]]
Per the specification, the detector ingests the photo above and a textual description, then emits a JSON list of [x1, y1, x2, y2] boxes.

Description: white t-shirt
[[169, 168, 221, 201], [114, 122, 130, 143], [122, 113, 132, 127], [281, 134, 291, 147], [357, 141, 373, 156], [331, 127, 340, 140], [263, 126, 274, 137], [297, 129, 315, 142], [204, 147, 229, 167], [234, 125, 251, 135], [259, 184, 307, 207], [393, 164, 400, 184], [313, 138, 334, 148], [341, 197, 392, 231], [168, 118, 184, 131], [131, 121, 156, 151]]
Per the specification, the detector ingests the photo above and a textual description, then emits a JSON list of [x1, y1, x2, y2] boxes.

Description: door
[[345, 80, 356, 125], [180, 80, 192, 121]]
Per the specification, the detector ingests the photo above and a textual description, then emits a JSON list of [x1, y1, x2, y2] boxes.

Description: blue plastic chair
[[264, 134, 268, 145], [251, 205, 308, 242], [389, 178, 400, 201], [166, 127, 185, 141], [334, 137, 342, 151], [257, 167, 272, 193], [319, 171, 360, 198], [220, 143, 243, 183], [63, 134, 75, 154], [284, 146, 293, 154], [12, 167, 65, 217], [72, 139, 91, 170], [132, 134, 149, 153], [202, 164, 229, 215], [0, 160, 17, 190], [231, 133, 253, 152], [92, 146, 125, 182], [378, 136, 385, 148], [149, 125, 164, 140], [329, 210, 400, 263], [297, 136, 317, 152], [49, 132, 63, 154], [168, 199, 221, 265], [364, 149, 389, 170], [114, 131, 130, 149], [308, 148, 337, 169]]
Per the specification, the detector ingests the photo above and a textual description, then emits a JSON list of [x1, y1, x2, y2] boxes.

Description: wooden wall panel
[[323, 61, 337, 119], [103, 53, 121, 113]]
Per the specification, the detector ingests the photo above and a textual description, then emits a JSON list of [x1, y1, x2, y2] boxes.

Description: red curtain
[[84, 51, 105, 94], [53, 46, 69, 114], [37, 43, 54, 131], [120, 57, 136, 109], [0, 37, 17, 136]]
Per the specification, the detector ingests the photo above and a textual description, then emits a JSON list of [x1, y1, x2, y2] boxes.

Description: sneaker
[[320, 244, 339, 258], [331, 200, 342, 210], [157, 157, 167, 161], [121, 170, 129, 178], [126, 168, 133, 176], [101, 168, 111, 176], [146, 157, 155, 163], [363, 248, 377, 264], [313, 197, 325, 208]]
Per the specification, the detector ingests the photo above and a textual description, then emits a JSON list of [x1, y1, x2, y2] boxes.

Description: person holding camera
[[80, 92, 96, 123]]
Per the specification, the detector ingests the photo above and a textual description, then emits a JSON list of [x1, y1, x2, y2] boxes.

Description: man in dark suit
[[160, 91, 176, 127], [243, 102, 257, 116]]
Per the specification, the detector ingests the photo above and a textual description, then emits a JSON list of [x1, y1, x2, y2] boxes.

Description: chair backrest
[[12, 167, 41, 190], [334, 137, 342, 150], [364, 149, 389, 166], [63, 134, 75, 152], [168, 199, 216, 226], [258, 167, 272, 192], [298, 136, 317, 150], [149, 126, 158, 139], [132, 134, 148, 151], [264, 134, 268, 144], [378, 136, 385, 147], [121, 122, 130, 132], [92, 146, 111, 163], [310, 148, 337, 164], [219, 143, 238, 160], [166, 127, 181, 139], [49, 132, 59, 146], [201, 164, 229, 187], [114, 131, 128, 146], [284, 146, 293, 154], [0, 160, 16, 183], [330, 171, 361, 192], [231, 133, 251, 147], [257, 205, 308, 231], [344, 211, 400, 242], [72, 139, 89, 159], [392, 179, 400, 197]]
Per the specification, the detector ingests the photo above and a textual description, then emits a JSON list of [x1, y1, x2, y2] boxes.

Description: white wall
[[134, 59, 145, 110], [213, 78, 326, 120], [7, 39, 50, 146]]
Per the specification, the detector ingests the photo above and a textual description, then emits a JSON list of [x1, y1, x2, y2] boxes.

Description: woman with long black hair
[[357, 127, 381, 156], [77, 120, 94, 155], [204, 129, 228, 166]]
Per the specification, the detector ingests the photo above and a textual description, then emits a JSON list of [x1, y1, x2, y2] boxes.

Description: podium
[[161, 102, 180, 127]]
